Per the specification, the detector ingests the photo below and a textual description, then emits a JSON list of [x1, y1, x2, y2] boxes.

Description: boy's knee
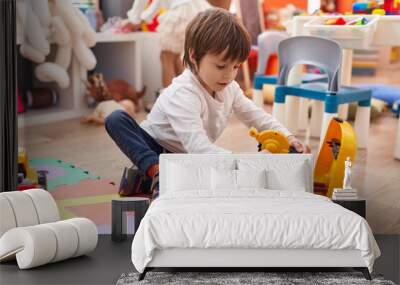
[[105, 110, 126, 131]]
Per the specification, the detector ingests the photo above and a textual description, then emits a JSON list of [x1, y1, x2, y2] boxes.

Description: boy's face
[[192, 49, 241, 95]]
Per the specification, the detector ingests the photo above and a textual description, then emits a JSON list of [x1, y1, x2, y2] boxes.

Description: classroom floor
[[18, 68, 400, 235]]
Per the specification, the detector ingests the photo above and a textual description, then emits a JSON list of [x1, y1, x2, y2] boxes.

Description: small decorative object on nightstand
[[112, 197, 150, 242], [333, 199, 366, 218], [332, 157, 359, 200]]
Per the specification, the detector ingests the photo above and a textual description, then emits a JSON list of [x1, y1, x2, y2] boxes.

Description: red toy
[[17, 89, 25, 113], [384, 0, 400, 15], [324, 17, 346, 25]]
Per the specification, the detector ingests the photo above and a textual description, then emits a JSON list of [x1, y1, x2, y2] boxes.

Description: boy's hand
[[287, 135, 311, 153]]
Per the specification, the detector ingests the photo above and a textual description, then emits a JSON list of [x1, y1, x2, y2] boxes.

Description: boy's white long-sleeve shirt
[[140, 69, 292, 154]]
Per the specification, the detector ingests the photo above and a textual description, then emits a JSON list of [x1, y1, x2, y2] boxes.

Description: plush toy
[[81, 99, 135, 125], [84, 73, 146, 112], [17, 0, 97, 89]]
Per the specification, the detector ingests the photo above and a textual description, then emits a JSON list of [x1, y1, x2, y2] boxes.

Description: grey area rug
[[116, 272, 396, 285]]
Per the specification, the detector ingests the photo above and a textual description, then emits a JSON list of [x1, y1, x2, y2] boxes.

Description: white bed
[[131, 154, 380, 280]]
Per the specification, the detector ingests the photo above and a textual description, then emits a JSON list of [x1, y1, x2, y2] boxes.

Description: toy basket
[[304, 15, 379, 49]]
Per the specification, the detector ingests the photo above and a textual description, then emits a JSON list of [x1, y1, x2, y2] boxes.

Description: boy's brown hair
[[183, 8, 251, 70]]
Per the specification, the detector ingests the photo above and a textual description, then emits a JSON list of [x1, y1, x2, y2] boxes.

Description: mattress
[[131, 190, 380, 273]]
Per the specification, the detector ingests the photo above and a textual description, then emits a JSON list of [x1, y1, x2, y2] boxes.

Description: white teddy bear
[[17, 0, 97, 89]]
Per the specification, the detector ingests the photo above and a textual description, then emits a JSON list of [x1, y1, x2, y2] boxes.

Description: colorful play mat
[[30, 158, 119, 234]]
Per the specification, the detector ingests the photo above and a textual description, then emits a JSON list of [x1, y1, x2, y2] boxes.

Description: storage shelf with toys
[[17, 32, 89, 128], [17, 30, 162, 128], [16, 0, 98, 128], [17, 54, 89, 128]]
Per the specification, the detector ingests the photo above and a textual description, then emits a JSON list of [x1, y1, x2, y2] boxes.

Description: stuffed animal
[[81, 99, 135, 125], [17, 0, 97, 89], [84, 73, 146, 113]]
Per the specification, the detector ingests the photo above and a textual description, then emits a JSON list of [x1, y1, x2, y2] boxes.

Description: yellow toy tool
[[314, 118, 357, 198], [249, 127, 292, 153], [18, 147, 38, 183]]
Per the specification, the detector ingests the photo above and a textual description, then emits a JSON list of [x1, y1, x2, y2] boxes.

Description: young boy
[[105, 8, 308, 200]]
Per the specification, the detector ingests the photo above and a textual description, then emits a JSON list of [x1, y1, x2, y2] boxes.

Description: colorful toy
[[324, 17, 369, 26], [347, 17, 369, 26], [82, 73, 145, 124], [353, 1, 381, 14], [384, 0, 400, 15], [249, 127, 300, 153], [140, 7, 166, 32], [17, 148, 47, 190], [314, 118, 357, 198], [324, 17, 346, 25], [84, 73, 146, 106]]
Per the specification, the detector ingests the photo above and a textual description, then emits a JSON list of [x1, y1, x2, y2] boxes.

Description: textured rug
[[116, 271, 396, 285]]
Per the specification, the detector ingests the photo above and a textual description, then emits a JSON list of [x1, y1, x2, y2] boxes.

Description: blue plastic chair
[[272, 36, 372, 148]]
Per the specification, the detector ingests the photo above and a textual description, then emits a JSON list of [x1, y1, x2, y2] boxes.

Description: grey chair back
[[277, 36, 342, 92]]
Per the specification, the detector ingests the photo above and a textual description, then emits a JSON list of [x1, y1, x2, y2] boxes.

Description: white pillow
[[237, 158, 311, 192], [237, 169, 267, 189], [167, 162, 212, 191], [266, 163, 307, 191], [211, 169, 267, 190], [212, 168, 236, 190]]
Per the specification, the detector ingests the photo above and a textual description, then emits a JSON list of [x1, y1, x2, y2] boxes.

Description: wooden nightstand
[[333, 199, 366, 218]]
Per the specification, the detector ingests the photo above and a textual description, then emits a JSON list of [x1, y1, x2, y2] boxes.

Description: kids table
[[283, 15, 400, 155]]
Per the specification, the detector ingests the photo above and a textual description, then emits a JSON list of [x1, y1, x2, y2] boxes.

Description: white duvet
[[131, 190, 380, 273]]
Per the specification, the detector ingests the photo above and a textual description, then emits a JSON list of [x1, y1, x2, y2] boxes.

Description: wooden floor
[[18, 69, 400, 235]]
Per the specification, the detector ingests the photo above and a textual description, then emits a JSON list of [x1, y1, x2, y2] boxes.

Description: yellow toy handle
[[249, 127, 290, 153]]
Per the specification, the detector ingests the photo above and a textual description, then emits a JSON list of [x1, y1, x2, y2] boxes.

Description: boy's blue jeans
[[105, 110, 164, 176]]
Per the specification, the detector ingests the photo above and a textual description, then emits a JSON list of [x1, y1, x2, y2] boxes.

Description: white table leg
[[272, 102, 286, 126], [338, 49, 353, 120], [252, 89, 264, 107], [284, 65, 303, 134], [298, 98, 309, 131], [395, 116, 400, 160], [310, 100, 323, 138], [354, 106, 371, 149]]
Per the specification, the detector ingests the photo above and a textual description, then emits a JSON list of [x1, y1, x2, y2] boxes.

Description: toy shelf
[[17, 55, 88, 128], [17, 32, 162, 127]]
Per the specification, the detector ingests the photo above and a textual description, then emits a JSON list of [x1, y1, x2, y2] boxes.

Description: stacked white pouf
[[0, 189, 98, 269]]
